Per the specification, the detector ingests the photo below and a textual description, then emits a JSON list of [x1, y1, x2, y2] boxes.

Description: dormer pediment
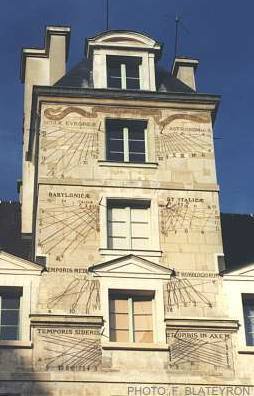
[[0, 251, 43, 275], [89, 254, 173, 279], [86, 30, 162, 56]]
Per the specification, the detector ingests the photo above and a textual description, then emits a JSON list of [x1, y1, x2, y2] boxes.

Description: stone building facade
[[0, 26, 253, 395]]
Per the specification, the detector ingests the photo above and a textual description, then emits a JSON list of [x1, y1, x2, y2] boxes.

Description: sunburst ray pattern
[[164, 277, 214, 313], [155, 126, 212, 160], [38, 201, 99, 257], [168, 331, 232, 370], [40, 125, 99, 177], [47, 275, 100, 314], [160, 201, 220, 235], [40, 333, 101, 371]]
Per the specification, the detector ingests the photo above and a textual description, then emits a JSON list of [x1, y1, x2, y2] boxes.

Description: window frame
[[242, 293, 254, 346], [109, 289, 155, 343], [0, 287, 22, 341], [99, 195, 161, 258], [105, 118, 148, 164], [106, 55, 142, 90], [107, 199, 151, 251]]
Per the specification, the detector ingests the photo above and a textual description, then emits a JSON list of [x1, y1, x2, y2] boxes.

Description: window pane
[[125, 60, 140, 78], [126, 78, 140, 90], [1, 310, 19, 326], [133, 298, 152, 314], [108, 138, 124, 152], [134, 331, 153, 343], [107, 120, 124, 160], [110, 329, 129, 342], [109, 207, 127, 222], [131, 223, 149, 237], [107, 125, 124, 139], [129, 153, 146, 163], [107, 56, 122, 89], [1, 296, 20, 310], [107, 152, 124, 162], [128, 129, 145, 141], [131, 238, 148, 250], [131, 208, 148, 222], [108, 236, 128, 249], [107, 58, 122, 76], [110, 297, 128, 313], [129, 140, 145, 153], [108, 76, 122, 89], [109, 222, 128, 237], [0, 326, 19, 340], [110, 313, 129, 329], [133, 315, 153, 330]]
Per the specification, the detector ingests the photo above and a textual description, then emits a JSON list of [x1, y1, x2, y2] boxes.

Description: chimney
[[171, 56, 199, 91], [20, 26, 71, 236]]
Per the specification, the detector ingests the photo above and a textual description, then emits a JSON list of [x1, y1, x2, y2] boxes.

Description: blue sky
[[0, 0, 253, 213]]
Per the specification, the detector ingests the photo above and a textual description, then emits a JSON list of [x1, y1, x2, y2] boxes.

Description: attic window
[[107, 55, 141, 90]]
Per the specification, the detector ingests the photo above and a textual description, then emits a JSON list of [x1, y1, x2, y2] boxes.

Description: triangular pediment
[[0, 250, 43, 275], [89, 255, 173, 279], [225, 263, 254, 277]]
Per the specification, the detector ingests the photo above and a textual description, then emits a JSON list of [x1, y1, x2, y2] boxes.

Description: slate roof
[[0, 201, 30, 260], [54, 59, 195, 93], [220, 213, 254, 272]]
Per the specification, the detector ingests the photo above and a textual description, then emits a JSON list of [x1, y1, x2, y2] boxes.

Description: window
[[107, 200, 150, 250], [0, 287, 22, 340], [107, 55, 141, 90], [106, 119, 147, 163], [109, 290, 154, 343], [242, 294, 254, 346]]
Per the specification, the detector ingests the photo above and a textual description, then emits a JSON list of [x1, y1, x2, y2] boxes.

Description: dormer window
[[107, 55, 141, 90]]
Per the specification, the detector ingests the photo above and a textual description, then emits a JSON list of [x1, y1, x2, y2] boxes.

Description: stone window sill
[[99, 248, 162, 257], [0, 340, 33, 348], [102, 342, 168, 351], [98, 161, 158, 169], [238, 346, 254, 354]]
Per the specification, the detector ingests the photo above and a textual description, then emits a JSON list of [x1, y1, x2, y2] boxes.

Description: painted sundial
[[164, 276, 215, 312], [40, 106, 100, 178], [40, 333, 101, 371], [155, 113, 213, 160], [47, 274, 100, 314], [167, 330, 233, 372], [160, 197, 220, 235], [38, 196, 99, 258]]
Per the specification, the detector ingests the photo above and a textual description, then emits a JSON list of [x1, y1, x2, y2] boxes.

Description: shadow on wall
[[0, 346, 49, 395]]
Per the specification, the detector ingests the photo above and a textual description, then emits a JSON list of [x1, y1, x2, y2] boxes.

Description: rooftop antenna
[[106, 0, 109, 30], [174, 15, 180, 58], [174, 14, 190, 58]]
